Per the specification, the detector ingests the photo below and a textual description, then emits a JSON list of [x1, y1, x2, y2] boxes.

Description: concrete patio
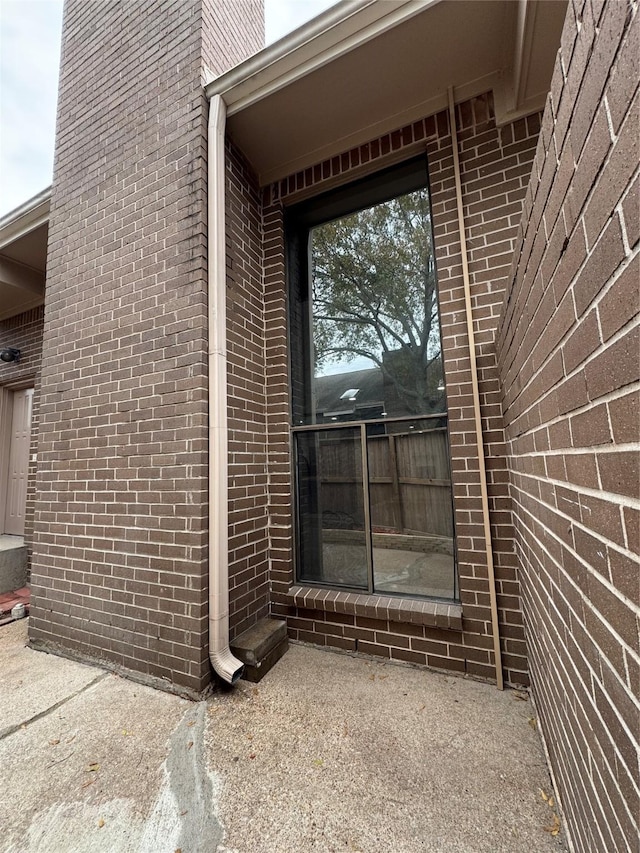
[[0, 619, 566, 852]]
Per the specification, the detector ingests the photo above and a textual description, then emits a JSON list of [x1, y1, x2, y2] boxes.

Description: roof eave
[[0, 187, 51, 251], [204, 0, 437, 115]]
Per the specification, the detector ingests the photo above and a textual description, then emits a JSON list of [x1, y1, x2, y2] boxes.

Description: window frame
[[285, 156, 459, 602]]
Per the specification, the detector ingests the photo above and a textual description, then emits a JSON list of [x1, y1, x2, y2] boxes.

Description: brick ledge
[[286, 586, 462, 631]]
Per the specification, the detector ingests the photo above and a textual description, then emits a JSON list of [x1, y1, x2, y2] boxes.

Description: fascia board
[[205, 0, 441, 115], [0, 188, 51, 251]]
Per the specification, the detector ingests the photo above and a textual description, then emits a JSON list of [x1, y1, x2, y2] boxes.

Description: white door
[[4, 388, 33, 536]]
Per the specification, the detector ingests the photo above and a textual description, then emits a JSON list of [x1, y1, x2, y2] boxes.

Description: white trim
[[515, 0, 538, 109], [205, 0, 439, 115], [0, 188, 51, 251], [493, 91, 548, 128]]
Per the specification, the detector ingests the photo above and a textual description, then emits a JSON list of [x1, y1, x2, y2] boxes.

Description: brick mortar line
[[524, 624, 624, 851], [517, 549, 640, 808], [511, 486, 640, 610], [507, 380, 640, 439], [521, 641, 640, 847], [505, 306, 640, 427], [516, 441, 639, 457], [577, 140, 639, 254], [526, 685, 578, 853], [509, 481, 633, 573], [514, 469, 640, 512], [513, 501, 640, 670], [497, 228, 640, 402], [519, 547, 630, 709], [578, 742, 639, 849], [541, 73, 635, 254], [499, 160, 639, 381]]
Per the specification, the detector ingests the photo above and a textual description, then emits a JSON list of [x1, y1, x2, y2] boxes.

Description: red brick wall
[[30, 0, 263, 694], [0, 306, 44, 565], [261, 93, 541, 686], [496, 0, 639, 849]]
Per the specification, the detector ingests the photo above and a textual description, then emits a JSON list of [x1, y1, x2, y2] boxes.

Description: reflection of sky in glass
[[317, 354, 373, 377]]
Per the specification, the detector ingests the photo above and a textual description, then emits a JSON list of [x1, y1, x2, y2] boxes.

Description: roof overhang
[[206, 0, 568, 186], [0, 188, 50, 321]]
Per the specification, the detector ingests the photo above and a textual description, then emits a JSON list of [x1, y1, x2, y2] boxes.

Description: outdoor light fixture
[[0, 348, 20, 364]]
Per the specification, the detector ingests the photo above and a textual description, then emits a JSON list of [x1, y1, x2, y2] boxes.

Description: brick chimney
[[30, 0, 264, 695]]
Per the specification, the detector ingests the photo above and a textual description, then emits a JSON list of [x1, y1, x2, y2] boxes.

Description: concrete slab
[[0, 620, 567, 853], [205, 645, 566, 853], [231, 618, 287, 667], [0, 622, 211, 853], [0, 620, 99, 736], [0, 535, 25, 551]]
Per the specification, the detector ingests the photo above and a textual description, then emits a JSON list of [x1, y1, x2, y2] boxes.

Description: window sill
[[286, 585, 462, 631]]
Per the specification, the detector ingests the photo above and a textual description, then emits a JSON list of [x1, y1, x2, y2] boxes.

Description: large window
[[287, 158, 457, 601]]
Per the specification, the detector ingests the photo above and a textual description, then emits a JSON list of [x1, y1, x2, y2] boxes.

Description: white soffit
[[0, 188, 51, 252], [0, 189, 49, 320], [210, 0, 568, 186]]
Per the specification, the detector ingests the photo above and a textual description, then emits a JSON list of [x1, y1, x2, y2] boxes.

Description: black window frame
[[285, 155, 459, 602]]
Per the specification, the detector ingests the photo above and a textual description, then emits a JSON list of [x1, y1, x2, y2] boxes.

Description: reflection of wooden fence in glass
[[318, 427, 452, 538], [316, 432, 365, 530]]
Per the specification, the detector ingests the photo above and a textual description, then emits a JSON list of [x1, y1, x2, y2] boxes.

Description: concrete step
[[0, 538, 28, 595], [231, 618, 289, 683]]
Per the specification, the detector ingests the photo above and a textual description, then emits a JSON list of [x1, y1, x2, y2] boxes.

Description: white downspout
[[207, 93, 244, 685]]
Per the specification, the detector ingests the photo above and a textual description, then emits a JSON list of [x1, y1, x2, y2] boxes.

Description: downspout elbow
[[209, 628, 244, 685], [207, 92, 244, 685]]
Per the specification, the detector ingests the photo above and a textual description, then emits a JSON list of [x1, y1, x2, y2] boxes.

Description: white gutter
[[207, 93, 244, 685], [204, 0, 437, 115], [0, 187, 51, 251], [206, 0, 373, 90]]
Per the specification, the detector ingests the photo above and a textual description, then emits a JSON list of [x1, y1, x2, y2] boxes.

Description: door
[[3, 388, 33, 536]]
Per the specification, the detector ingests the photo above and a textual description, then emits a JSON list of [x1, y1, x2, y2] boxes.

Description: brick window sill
[[286, 585, 462, 631]]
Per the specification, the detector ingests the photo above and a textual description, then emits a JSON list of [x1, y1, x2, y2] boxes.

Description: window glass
[[295, 428, 369, 589], [367, 419, 455, 599], [308, 186, 446, 425], [288, 158, 457, 601]]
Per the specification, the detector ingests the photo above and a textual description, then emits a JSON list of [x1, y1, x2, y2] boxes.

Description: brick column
[[30, 0, 263, 695]]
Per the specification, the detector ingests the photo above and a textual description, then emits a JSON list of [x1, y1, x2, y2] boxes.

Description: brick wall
[[261, 93, 541, 686], [225, 140, 270, 640], [496, 0, 639, 849], [0, 306, 44, 564], [30, 0, 263, 694], [202, 0, 264, 78]]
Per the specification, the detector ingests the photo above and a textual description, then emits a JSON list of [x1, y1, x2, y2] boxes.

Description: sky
[[0, 0, 337, 218]]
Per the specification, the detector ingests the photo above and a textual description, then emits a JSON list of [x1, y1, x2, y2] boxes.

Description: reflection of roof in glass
[[315, 368, 383, 414], [339, 388, 360, 400]]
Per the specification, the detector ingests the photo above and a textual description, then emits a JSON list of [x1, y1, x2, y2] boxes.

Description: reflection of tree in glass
[[311, 188, 445, 415]]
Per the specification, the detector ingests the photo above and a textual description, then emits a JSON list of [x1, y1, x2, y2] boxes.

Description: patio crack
[[0, 672, 108, 740]]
